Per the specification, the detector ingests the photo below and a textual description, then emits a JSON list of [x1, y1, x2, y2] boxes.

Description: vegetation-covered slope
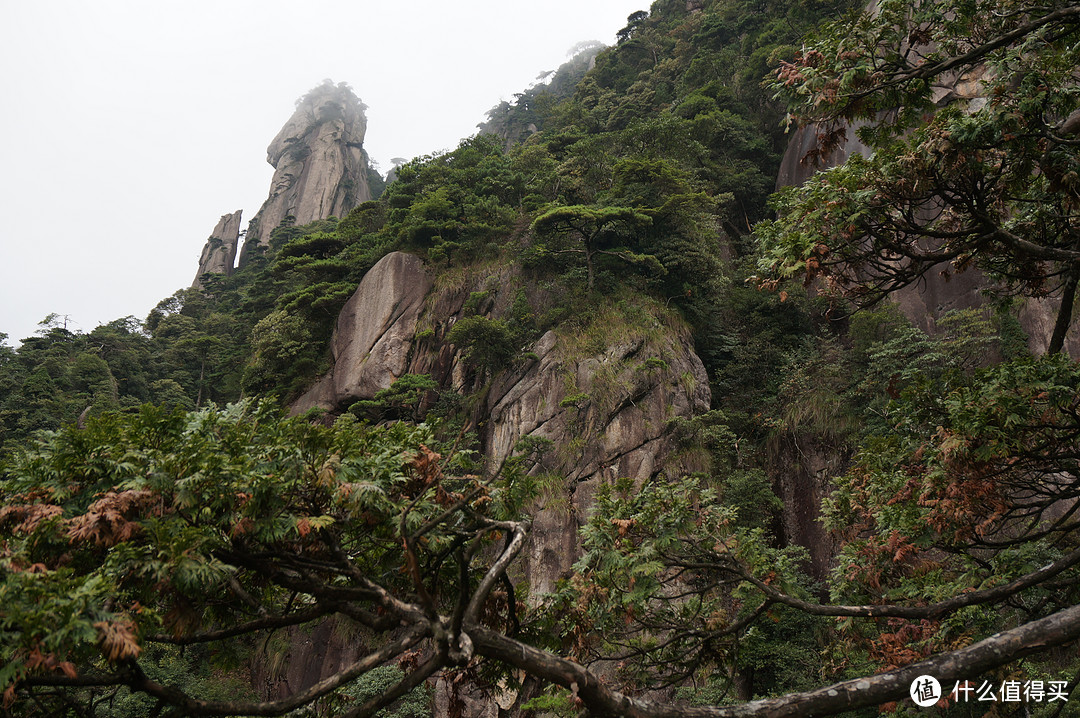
[[2, 0, 1080, 715]]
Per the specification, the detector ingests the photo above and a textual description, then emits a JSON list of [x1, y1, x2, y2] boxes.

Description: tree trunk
[[1048, 268, 1078, 354], [733, 668, 754, 702], [196, 358, 206, 407]]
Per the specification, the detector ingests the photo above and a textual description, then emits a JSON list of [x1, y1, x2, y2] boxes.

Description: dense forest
[[3, 0, 1080, 715]]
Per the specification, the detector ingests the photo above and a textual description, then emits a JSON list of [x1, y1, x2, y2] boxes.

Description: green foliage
[[385, 135, 520, 263], [242, 309, 315, 398], [702, 275, 818, 420], [73, 643, 258, 718], [755, 0, 1080, 352], [562, 473, 815, 694], [479, 42, 605, 145], [145, 289, 247, 407], [822, 351, 1080, 669], [7, 1, 1077, 713], [0, 401, 494, 714], [735, 605, 828, 697], [520, 688, 578, 717], [721, 469, 783, 532], [530, 204, 656, 290], [0, 0, 856, 448], [446, 316, 517, 375], [333, 665, 432, 718], [349, 374, 439, 423], [0, 317, 170, 452]]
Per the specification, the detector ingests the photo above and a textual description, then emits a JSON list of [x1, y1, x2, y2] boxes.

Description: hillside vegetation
[[2, 0, 1080, 715]]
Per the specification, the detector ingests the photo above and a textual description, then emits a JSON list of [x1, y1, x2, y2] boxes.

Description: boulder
[[292, 251, 432, 414]]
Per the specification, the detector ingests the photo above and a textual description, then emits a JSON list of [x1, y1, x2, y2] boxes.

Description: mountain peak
[[239, 81, 374, 265]]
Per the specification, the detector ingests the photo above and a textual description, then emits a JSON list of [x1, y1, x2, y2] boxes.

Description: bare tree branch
[[471, 602, 1080, 717], [25, 626, 430, 717], [465, 519, 529, 626], [734, 544, 1080, 619]]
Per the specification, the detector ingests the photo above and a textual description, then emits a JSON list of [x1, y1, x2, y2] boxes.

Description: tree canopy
[[530, 205, 656, 289], [754, 0, 1080, 353], [3, 350, 1080, 716], [6, 0, 1080, 715]]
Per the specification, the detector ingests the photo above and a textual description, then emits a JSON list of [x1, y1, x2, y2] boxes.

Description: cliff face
[[277, 251, 710, 708], [294, 251, 710, 589], [776, 68, 1079, 357], [772, 63, 1079, 584], [240, 82, 374, 262], [191, 210, 242, 288]]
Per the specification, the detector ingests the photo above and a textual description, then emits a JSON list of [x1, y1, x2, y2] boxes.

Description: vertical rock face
[[778, 123, 991, 338], [279, 255, 712, 712], [773, 59, 1079, 582], [777, 112, 1078, 356], [241, 82, 373, 261], [191, 210, 242, 288], [293, 252, 712, 598], [291, 252, 434, 414]]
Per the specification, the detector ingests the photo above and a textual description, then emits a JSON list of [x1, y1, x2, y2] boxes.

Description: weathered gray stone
[[284, 257, 712, 707], [485, 324, 709, 596], [248, 617, 371, 702], [772, 51, 1079, 587], [1019, 297, 1080, 356], [191, 210, 242, 288], [291, 252, 432, 414], [776, 98, 1078, 356], [242, 82, 373, 260]]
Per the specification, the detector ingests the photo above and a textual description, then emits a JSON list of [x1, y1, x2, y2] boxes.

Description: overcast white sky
[[0, 0, 648, 345]]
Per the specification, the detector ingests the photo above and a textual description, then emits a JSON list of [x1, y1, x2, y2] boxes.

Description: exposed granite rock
[[292, 252, 432, 414], [191, 210, 242, 288], [770, 438, 846, 583], [1019, 297, 1080, 356], [240, 82, 373, 263], [776, 104, 1078, 357], [483, 326, 709, 595], [278, 255, 712, 712], [772, 54, 1078, 587], [775, 120, 871, 190], [293, 254, 710, 593], [250, 617, 370, 702]]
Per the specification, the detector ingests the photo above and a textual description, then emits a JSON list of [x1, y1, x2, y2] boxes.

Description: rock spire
[[191, 210, 242, 288], [239, 81, 374, 264]]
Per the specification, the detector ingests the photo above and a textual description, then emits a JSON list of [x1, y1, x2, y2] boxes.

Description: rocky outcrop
[[775, 120, 871, 190], [776, 95, 1079, 356], [777, 119, 988, 338], [773, 55, 1079, 586], [481, 325, 710, 595], [770, 438, 846, 583], [240, 81, 374, 263], [294, 252, 711, 592], [292, 252, 432, 414], [191, 210, 242, 288], [251, 617, 371, 702], [279, 252, 711, 710]]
